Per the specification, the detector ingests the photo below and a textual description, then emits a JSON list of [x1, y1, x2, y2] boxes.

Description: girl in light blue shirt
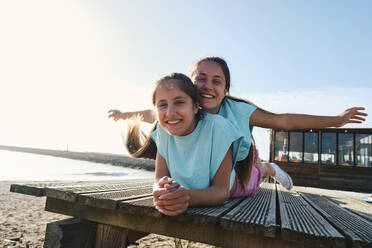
[[151, 73, 249, 216]]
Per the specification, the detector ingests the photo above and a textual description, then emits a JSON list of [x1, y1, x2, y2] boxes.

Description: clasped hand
[[153, 176, 190, 216]]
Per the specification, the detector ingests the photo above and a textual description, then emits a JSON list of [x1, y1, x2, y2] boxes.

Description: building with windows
[[270, 128, 372, 192]]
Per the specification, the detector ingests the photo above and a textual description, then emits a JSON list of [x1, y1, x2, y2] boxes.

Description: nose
[[201, 79, 213, 90], [166, 104, 176, 116]]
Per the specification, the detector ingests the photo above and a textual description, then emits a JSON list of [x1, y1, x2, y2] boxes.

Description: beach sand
[[0, 181, 211, 248]]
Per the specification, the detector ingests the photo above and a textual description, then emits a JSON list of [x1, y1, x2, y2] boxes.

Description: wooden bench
[[10, 179, 372, 248]]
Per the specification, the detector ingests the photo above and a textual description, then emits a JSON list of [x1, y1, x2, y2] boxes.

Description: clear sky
[[1, 1, 371, 160]]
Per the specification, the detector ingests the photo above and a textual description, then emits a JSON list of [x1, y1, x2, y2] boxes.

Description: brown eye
[[157, 103, 167, 109]]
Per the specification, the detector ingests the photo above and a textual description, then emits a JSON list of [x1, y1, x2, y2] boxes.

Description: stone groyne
[[0, 145, 155, 171]]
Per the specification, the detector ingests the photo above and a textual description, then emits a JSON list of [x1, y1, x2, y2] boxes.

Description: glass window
[[338, 133, 354, 166], [356, 134, 372, 168], [274, 131, 288, 162], [321, 133, 336, 165], [304, 132, 318, 164], [289, 132, 303, 162]]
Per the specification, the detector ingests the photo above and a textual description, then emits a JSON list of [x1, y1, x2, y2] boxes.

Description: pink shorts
[[231, 165, 262, 198], [231, 146, 262, 198]]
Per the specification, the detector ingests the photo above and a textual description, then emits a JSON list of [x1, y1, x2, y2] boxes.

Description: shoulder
[[224, 97, 256, 111], [203, 113, 235, 130], [223, 97, 257, 117]]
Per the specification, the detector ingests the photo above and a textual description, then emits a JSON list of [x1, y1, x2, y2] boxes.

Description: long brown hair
[[124, 73, 203, 159], [190, 56, 259, 191], [126, 58, 260, 192]]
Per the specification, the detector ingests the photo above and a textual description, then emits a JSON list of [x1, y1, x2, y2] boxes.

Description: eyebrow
[[198, 72, 223, 79], [156, 96, 187, 103]]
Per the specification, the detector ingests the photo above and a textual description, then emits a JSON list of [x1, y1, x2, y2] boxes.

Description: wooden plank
[[95, 224, 129, 248], [295, 186, 372, 223], [300, 192, 372, 248], [44, 218, 96, 248], [10, 179, 153, 198], [277, 185, 346, 248], [118, 196, 245, 226], [10, 181, 93, 197], [77, 186, 153, 209], [45, 179, 153, 202], [45, 197, 303, 248], [219, 182, 277, 238]]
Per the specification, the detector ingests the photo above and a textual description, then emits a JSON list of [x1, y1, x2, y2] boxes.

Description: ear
[[193, 103, 199, 114], [224, 89, 228, 96]]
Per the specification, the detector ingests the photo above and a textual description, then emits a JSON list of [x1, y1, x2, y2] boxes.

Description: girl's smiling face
[[154, 80, 199, 136], [193, 61, 227, 114]]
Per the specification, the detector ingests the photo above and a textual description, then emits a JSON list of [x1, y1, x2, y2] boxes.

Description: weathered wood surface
[[10, 179, 153, 197], [44, 218, 96, 248], [44, 197, 298, 248], [297, 188, 372, 248], [277, 184, 346, 248], [95, 224, 129, 248], [10, 180, 372, 248], [220, 182, 277, 237]]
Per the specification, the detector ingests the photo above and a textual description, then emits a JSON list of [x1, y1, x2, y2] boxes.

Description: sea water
[[0, 150, 154, 181]]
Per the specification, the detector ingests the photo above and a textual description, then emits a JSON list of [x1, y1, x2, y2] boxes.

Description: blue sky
[[1, 1, 371, 158], [81, 0, 372, 92]]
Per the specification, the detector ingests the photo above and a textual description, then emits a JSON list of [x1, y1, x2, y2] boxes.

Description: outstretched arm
[[250, 107, 367, 130], [108, 109, 155, 123], [154, 147, 233, 216]]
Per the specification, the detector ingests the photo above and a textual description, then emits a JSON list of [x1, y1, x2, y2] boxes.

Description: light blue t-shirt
[[151, 114, 246, 190], [218, 98, 257, 161]]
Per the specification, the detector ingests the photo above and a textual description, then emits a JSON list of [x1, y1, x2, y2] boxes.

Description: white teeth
[[167, 120, 181, 124], [201, 94, 214, 98]]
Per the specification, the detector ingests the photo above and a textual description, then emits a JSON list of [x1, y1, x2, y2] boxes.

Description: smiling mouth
[[200, 93, 215, 99], [166, 120, 182, 125]]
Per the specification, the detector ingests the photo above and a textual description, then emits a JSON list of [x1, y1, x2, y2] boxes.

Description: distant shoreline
[[0, 145, 155, 172]]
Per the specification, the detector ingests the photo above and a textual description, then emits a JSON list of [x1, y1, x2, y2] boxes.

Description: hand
[[157, 176, 180, 191], [108, 109, 123, 121], [153, 185, 190, 216], [152, 176, 180, 208], [336, 107, 367, 127]]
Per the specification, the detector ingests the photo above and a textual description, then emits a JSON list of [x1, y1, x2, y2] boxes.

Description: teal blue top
[[218, 97, 257, 161], [151, 114, 246, 190]]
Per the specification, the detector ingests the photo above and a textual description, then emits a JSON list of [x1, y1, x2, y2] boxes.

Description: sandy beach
[[0, 181, 211, 248]]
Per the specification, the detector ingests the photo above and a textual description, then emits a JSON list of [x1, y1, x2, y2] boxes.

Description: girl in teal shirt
[[151, 73, 251, 216]]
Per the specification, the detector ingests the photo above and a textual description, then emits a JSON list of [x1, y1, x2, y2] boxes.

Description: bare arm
[[250, 107, 367, 130], [108, 109, 156, 123], [155, 147, 233, 216]]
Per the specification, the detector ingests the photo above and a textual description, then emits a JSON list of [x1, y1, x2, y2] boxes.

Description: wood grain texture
[[220, 182, 277, 238], [277, 185, 346, 248], [301, 192, 372, 248], [45, 197, 300, 248]]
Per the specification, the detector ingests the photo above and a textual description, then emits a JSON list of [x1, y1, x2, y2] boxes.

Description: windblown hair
[[124, 73, 203, 159], [190, 56, 261, 191], [126, 58, 261, 192]]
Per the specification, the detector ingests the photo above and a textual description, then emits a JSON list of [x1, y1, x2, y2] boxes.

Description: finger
[[164, 183, 180, 191], [156, 196, 189, 207], [152, 188, 168, 198], [158, 190, 185, 200], [354, 112, 368, 117], [155, 206, 187, 216], [346, 120, 363, 124], [158, 202, 188, 211], [351, 116, 366, 121], [347, 107, 365, 112]]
